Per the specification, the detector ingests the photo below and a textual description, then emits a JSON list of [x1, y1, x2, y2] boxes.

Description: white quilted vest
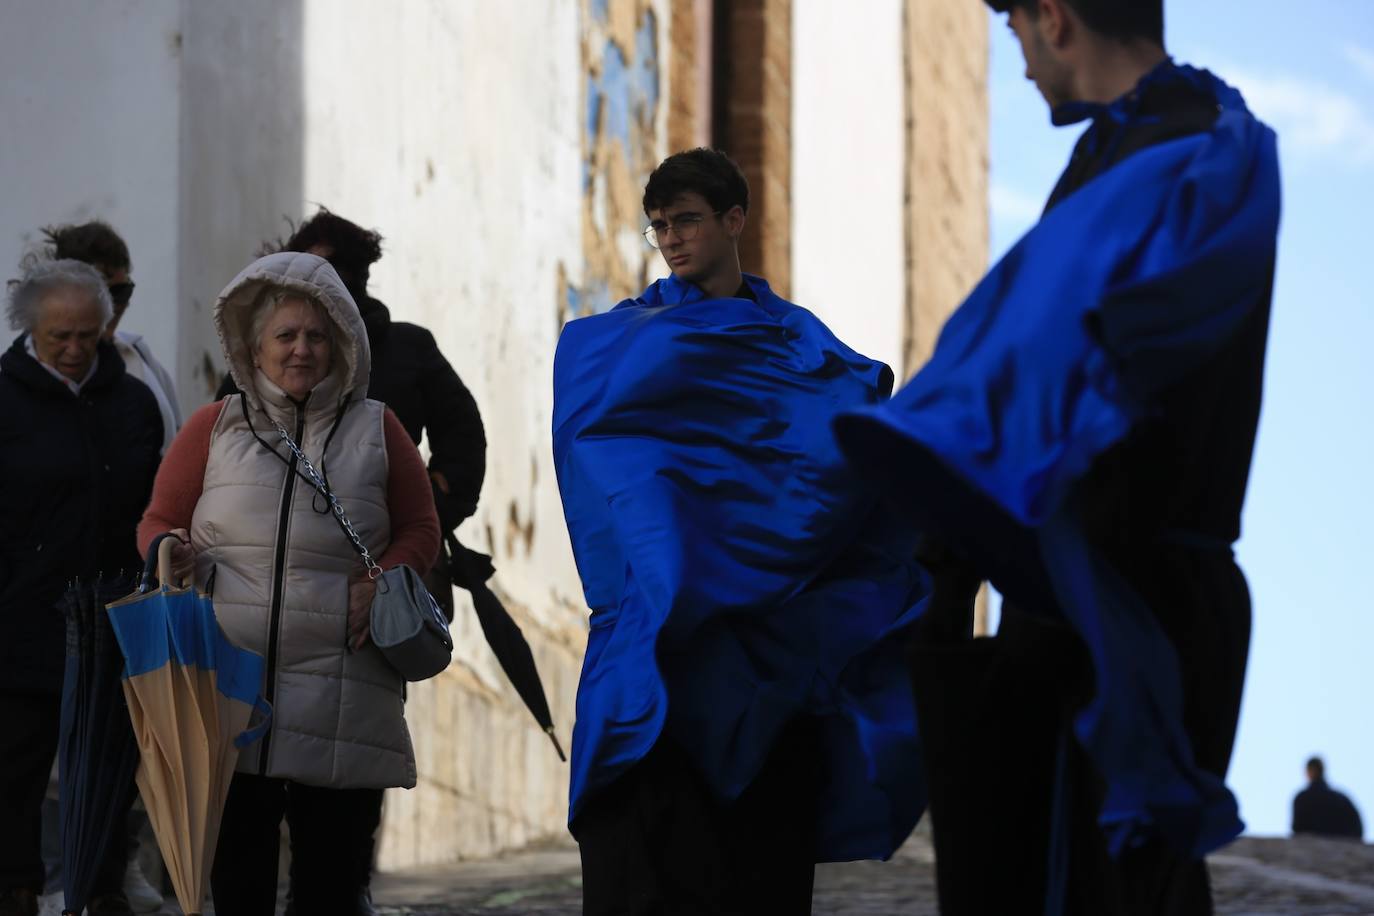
[[192, 252, 416, 789]]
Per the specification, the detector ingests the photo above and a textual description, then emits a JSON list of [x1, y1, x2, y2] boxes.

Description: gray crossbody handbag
[[273, 420, 453, 682]]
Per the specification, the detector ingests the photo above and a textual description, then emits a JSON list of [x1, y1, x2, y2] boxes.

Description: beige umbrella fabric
[[107, 535, 270, 916]]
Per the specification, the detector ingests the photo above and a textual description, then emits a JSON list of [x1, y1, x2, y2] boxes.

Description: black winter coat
[[218, 295, 485, 531], [0, 336, 163, 694], [1293, 781, 1365, 840]]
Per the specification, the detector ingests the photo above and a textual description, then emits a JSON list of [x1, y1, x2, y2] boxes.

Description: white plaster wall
[[0, 0, 588, 866], [292, 0, 589, 867], [176, 0, 307, 407], [295, 0, 585, 614], [791, 0, 907, 378], [0, 0, 182, 392], [0, 0, 676, 869]]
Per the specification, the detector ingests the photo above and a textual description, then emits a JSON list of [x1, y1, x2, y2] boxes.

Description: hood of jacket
[[213, 252, 372, 411]]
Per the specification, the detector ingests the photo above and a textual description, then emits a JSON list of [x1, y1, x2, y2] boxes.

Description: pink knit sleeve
[[137, 402, 221, 557]]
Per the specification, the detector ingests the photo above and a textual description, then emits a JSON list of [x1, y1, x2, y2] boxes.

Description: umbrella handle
[[148, 532, 189, 590]]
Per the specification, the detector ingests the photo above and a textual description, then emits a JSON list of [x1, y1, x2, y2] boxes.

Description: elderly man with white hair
[[0, 259, 163, 916]]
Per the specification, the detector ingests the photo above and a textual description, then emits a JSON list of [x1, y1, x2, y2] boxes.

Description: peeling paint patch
[[580, 0, 664, 319], [633, 11, 661, 117], [599, 43, 632, 152], [586, 10, 660, 172], [585, 72, 604, 148], [506, 500, 536, 558], [565, 277, 614, 318], [556, 262, 611, 329]]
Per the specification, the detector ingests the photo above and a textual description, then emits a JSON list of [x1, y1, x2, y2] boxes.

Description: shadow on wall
[[177, 0, 305, 408]]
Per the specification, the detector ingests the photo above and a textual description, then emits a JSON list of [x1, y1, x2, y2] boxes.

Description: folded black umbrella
[[58, 573, 141, 916], [447, 535, 565, 761]]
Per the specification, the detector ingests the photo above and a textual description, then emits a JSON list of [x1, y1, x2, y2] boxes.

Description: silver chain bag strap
[[273, 420, 453, 682]]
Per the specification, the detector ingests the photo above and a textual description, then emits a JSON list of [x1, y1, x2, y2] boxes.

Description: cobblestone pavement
[[368, 838, 942, 915], [40, 833, 1371, 914], [363, 834, 1374, 916]]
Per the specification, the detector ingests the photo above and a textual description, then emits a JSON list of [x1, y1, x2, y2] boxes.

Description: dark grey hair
[[5, 258, 114, 333], [247, 288, 335, 354]]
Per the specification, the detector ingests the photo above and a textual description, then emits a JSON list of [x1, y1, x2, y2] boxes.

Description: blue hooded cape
[[834, 66, 1280, 859], [553, 274, 929, 861]]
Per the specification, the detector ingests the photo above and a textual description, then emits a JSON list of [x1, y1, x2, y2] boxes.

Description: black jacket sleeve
[[415, 329, 486, 530]]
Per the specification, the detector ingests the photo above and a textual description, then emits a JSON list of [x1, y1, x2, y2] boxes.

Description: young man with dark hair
[[835, 1, 1280, 913], [993, 0, 1163, 49], [269, 207, 384, 298], [43, 221, 131, 282], [638, 147, 751, 300], [43, 221, 182, 455], [553, 149, 929, 914]]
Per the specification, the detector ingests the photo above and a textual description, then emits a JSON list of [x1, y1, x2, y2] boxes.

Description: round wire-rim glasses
[[643, 211, 722, 249]]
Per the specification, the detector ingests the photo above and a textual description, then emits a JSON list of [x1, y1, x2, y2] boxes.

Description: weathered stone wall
[[791, 0, 907, 376], [720, 0, 793, 296], [667, 0, 712, 153], [0, 0, 988, 868], [374, 0, 673, 867], [277, 0, 611, 867], [0, 0, 188, 404], [903, 1, 991, 631], [570, 0, 669, 321], [178, 1, 307, 408], [903, 0, 990, 376]]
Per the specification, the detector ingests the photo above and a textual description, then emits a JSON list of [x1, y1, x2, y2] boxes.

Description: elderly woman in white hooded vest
[[139, 252, 439, 916]]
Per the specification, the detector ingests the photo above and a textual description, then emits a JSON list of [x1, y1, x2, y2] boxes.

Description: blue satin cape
[[553, 273, 929, 861], [834, 67, 1280, 859]]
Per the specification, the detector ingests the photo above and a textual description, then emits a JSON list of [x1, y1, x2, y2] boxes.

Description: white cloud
[[1222, 65, 1374, 168], [1343, 44, 1374, 82]]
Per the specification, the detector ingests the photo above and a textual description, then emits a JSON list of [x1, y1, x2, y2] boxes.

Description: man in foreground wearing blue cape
[[835, 1, 1280, 913], [553, 148, 929, 913]]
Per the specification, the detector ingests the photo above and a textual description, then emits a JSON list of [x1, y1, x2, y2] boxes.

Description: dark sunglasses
[[108, 281, 135, 307]]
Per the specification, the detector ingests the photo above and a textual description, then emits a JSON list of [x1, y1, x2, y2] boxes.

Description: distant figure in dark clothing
[[1293, 757, 1364, 841], [42, 220, 182, 455]]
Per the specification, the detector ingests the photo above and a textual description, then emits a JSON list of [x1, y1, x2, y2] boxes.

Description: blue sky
[[986, 1, 1374, 839]]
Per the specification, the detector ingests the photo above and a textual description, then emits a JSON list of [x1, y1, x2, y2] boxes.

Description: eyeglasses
[[643, 211, 721, 249], [108, 281, 135, 307]]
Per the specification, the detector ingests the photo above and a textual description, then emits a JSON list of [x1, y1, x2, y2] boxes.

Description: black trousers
[[574, 720, 821, 916], [210, 772, 382, 916], [913, 543, 1251, 916], [1095, 541, 1252, 915], [0, 690, 128, 896]]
